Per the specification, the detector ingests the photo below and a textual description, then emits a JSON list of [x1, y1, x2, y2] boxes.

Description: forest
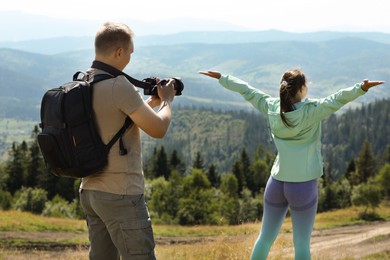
[[0, 96, 389, 225]]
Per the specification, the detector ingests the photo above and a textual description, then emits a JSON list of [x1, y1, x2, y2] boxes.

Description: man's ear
[[115, 47, 123, 57]]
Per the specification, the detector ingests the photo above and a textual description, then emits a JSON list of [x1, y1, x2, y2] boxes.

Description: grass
[[1, 204, 389, 235], [365, 233, 390, 243], [363, 251, 390, 260], [0, 118, 37, 142], [154, 204, 390, 238], [0, 118, 38, 160], [0, 210, 86, 232], [314, 204, 390, 230], [0, 238, 87, 250], [154, 222, 259, 237], [0, 204, 389, 259]]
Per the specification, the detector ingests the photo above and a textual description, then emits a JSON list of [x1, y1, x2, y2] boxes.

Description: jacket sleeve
[[219, 74, 271, 115], [308, 83, 366, 122]]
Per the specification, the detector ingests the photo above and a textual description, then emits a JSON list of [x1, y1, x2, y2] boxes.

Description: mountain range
[[0, 30, 389, 120], [2, 29, 390, 55], [1, 17, 389, 176], [2, 11, 390, 54]]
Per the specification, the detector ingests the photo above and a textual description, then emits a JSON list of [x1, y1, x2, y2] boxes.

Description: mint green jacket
[[219, 75, 366, 182]]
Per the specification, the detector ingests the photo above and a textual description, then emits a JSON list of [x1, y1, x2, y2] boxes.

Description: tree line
[[322, 98, 390, 178], [0, 125, 389, 224], [0, 98, 390, 224], [145, 98, 390, 178]]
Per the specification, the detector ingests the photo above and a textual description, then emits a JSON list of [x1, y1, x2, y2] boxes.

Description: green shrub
[[238, 188, 263, 223], [42, 195, 74, 218], [375, 164, 390, 199], [352, 179, 383, 218], [0, 190, 12, 210], [12, 187, 47, 214], [70, 198, 85, 219]]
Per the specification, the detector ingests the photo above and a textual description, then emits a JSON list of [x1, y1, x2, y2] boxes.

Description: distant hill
[[0, 37, 389, 120], [0, 48, 79, 119], [2, 30, 390, 55]]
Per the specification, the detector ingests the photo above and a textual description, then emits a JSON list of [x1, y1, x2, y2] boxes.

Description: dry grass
[[0, 204, 389, 260], [156, 234, 293, 260], [0, 210, 86, 232], [0, 248, 88, 260]]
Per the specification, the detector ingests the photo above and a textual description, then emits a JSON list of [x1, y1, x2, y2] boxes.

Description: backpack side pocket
[[37, 132, 68, 173]]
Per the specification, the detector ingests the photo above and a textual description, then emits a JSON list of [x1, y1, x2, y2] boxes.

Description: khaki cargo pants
[[80, 189, 156, 260]]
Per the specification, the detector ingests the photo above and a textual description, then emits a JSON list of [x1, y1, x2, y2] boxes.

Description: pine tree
[[354, 139, 377, 184], [169, 149, 186, 175], [36, 164, 58, 200], [207, 163, 220, 188], [250, 159, 269, 194], [6, 141, 29, 194], [345, 159, 356, 176], [170, 149, 181, 169], [144, 147, 158, 179], [382, 144, 390, 165], [240, 149, 251, 178], [193, 151, 205, 171], [232, 161, 244, 196], [153, 146, 170, 179], [239, 149, 253, 194], [26, 125, 45, 188]]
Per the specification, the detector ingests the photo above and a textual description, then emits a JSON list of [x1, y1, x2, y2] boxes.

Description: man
[[80, 22, 176, 260]]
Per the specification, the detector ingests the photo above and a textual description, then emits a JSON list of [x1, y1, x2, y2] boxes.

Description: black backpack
[[37, 72, 132, 178]]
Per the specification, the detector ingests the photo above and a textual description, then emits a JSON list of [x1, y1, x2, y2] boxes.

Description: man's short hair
[[95, 22, 134, 56]]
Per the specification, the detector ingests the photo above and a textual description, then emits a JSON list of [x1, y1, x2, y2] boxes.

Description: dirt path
[[310, 221, 390, 259]]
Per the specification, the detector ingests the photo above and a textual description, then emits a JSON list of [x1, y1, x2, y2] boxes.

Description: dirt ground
[[310, 221, 390, 259], [0, 221, 389, 259]]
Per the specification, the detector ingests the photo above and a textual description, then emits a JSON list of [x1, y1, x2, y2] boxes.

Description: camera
[[142, 77, 184, 96]]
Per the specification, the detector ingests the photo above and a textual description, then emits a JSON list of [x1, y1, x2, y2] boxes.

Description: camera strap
[[91, 60, 153, 90]]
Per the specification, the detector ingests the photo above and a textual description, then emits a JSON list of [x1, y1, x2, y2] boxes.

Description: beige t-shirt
[[80, 68, 145, 195]]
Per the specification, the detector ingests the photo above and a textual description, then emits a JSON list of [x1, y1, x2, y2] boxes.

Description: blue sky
[[1, 0, 389, 33]]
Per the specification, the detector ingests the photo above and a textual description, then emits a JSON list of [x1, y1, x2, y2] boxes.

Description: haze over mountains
[[0, 11, 249, 42], [0, 11, 389, 121], [2, 11, 390, 52]]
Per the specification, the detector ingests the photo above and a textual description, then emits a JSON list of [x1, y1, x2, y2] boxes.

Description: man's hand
[[146, 95, 161, 108], [157, 79, 176, 102]]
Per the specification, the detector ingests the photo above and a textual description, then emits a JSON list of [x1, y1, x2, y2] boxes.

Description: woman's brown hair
[[279, 69, 306, 127]]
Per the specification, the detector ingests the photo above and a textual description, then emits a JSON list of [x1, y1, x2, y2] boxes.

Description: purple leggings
[[251, 177, 318, 260]]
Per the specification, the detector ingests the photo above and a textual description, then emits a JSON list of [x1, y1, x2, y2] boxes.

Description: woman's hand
[[360, 79, 385, 91], [199, 71, 222, 79]]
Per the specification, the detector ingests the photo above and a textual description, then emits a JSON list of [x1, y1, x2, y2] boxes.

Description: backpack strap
[[91, 60, 153, 90], [90, 73, 114, 84], [72, 71, 114, 83], [105, 116, 133, 155], [88, 72, 134, 156]]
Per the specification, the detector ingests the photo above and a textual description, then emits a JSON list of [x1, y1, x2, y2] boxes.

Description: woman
[[199, 69, 384, 260]]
